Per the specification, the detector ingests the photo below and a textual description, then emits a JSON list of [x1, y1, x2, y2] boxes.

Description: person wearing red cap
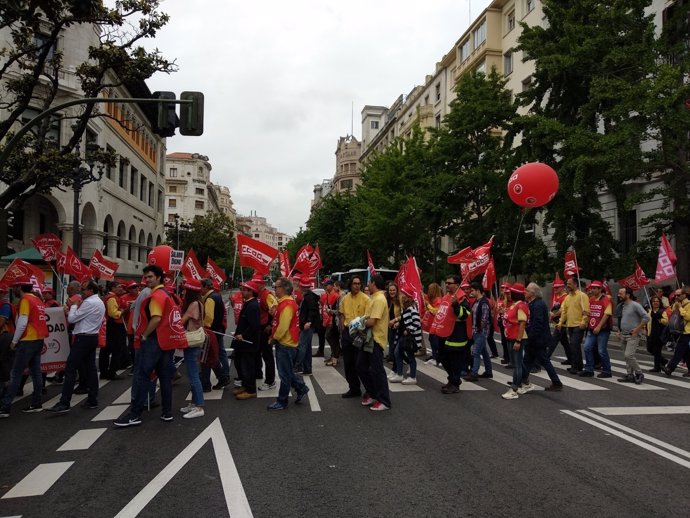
[[548, 279, 571, 364], [42, 288, 59, 308], [580, 281, 613, 378], [179, 278, 206, 418], [501, 283, 530, 400], [0, 280, 49, 417], [233, 280, 261, 400], [253, 274, 277, 392]]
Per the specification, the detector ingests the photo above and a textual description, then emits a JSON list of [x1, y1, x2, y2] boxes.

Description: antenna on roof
[[351, 101, 354, 136]]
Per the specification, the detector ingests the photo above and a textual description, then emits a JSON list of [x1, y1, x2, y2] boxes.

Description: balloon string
[[507, 210, 526, 278]]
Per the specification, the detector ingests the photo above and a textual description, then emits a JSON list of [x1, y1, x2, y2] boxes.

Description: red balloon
[[147, 245, 174, 271], [507, 162, 559, 208]]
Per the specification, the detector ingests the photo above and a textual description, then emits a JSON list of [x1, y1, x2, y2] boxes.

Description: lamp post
[[164, 214, 190, 250], [71, 132, 105, 257]]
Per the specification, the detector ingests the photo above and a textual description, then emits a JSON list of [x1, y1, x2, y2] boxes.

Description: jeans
[[0, 339, 44, 410], [509, 339, 526, 388], [356, 342, 391, 407], [666, 334, 690, 373], [566, 327, 585, 369], [131, 336, 174, 417], [341, 328, 361, 394], [184, 347, 204, 406], [522, 345, 561, 385], [275, 343, 307, 406], [394, 337, 416, 378], [620, 333, 642, 375], [498, 320, 510, 361], [61, 334, 99, 406], [583, 330, 611, 374], [470, 331, 492, 376], [296, 327, 314, 372], [429, 334, 441, 361], [131, 346, 156, 406]]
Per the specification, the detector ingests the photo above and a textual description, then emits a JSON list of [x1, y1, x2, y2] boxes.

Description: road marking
[[561, 410, 690, 470], [551, 358, 660, 390], [92, 404, 129, 422], [383, 367, 424, 392], [57, 428, 108, 451], [532, 366, 608, 391], [607, 359, 690, 389], [589, 406, 690, 416], [2, 462, 75, 499], [302, 376, 321, 412], [576, 409, 690, 461], [115, 418, 252, 518], [311, 360, 349, 395], [415, 362, 486, 391], [113, 387, 132, 405]]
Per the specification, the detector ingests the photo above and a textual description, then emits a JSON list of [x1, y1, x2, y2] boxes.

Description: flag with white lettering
[[564, 250, 581, 278], [181, 249, 209, 281], [617, 262, 650, 291], [279, 250, 291, 277], [89, 249, 119, 280], [31, 233, 62, 262], [237, 235, 278, 275], [0, 259, 46, 289], [292, 243, 315, 275], [655, 233, 677, 282], [206, 257, 227, 285]]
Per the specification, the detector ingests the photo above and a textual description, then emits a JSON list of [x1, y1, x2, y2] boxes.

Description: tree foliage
[[0, 0, 176, 210], [168, 212, 236, 270]]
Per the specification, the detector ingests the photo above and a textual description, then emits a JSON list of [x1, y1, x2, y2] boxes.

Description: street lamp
[[164, 214, 191, 250], [70, 127, 105, 257]]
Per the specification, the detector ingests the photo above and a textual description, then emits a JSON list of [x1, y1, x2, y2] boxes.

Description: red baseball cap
[[182, 279, 202, 292], [510, 283, 526, 295]]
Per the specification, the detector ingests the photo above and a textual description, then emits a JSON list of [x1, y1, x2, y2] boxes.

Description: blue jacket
[[526, 298, 550, 349]]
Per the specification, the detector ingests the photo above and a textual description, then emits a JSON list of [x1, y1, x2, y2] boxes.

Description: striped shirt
[[398, 305, 422, 348]]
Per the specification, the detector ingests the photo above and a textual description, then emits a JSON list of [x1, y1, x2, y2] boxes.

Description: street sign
[[169, 250, 184, 271]]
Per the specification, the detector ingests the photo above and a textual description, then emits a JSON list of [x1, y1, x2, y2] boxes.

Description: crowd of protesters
[[1, 265, 689, 422]]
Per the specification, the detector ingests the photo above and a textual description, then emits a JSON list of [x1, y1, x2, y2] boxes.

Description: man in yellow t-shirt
[[338, 275, 369, 398], [358, 274, 391, 411], [556, 276, 590, 373]]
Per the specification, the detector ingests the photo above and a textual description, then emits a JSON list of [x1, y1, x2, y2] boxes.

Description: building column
[[81, 230, 105, 260], [106, 236, 119, 259]]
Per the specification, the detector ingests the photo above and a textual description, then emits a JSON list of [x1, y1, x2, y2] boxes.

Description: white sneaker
[[233, 379, 242, 387], [517, 383, 535, 395], [401, 377, 417, 385], [424, 358, 436, 365], [501, 388, 519, 400], [180, 404, 195, 413], [389, 374, 404, 383], [258, 382, 276, 391], [387, 371, 396, 379], [183, 407, 205, 419]]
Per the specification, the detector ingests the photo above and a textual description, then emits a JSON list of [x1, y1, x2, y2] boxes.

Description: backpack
[[667, 309, 684, 336]]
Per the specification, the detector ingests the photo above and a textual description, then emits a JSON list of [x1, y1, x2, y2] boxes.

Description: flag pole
[[231, 246, 238, 287], [507, 211, 526, 276], [574, 249, 581, 287]]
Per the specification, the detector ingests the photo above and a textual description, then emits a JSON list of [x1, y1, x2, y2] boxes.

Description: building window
[[507, 10, 516, 32], [476, 60, 486, 74], [33, 33, 56, 64], [504, 51, 513, 75], [254, 233, 260, 238], [169, 198, 176, 208], [522, 75, 533, 92], [140, 175, 146, 202], [197, 167, 204, 178], [473, 20, 486, 49], [119, 159, 127, 189], [21, 107, 60, 145], [195, 200, 204, 210], [460, 39, 471, 62], [526, 0, 535, 14], [169, 185, 177, 193], [169, 167, 177, 178], [435, 83, 441, 102], [424, 94, 429, 105], [340, 179, 353, 190], [106, 145, 115, 179], [435, 114, 442, 128], [148, 181, 154, 207], [620, 209, 637, 253], [371, 120, 379, 129], [130, 167, 138, 196], [158, 189, 164, 212], [168, 213, 178, 223], [195, 187, 204, 195]]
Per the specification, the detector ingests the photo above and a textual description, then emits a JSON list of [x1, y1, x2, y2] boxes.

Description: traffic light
[[152, 91, 177, 138], [180, 91, 204, 136]]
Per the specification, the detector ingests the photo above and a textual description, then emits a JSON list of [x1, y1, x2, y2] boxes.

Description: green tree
[[0, 0, 175, 210], [515, 0, 656, 278], [171, 212, 235, 270]]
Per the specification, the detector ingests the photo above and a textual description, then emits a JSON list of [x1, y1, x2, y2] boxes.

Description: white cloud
[[144, 0, 491, 235]]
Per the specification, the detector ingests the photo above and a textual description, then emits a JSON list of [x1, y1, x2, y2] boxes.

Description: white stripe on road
[[57, 428, 108, 451], [302, 376, 321, 412], [414, 362, 486, 391], [577, 409, 690, 461], [44, 378, 111, 407], [485, 364, 532, 389], [530, 366, 608, 391], [92, 404, 129, 422], [115, 418, 252, 518], [589, 406, 690, 416], [561, 410, 690, 470], [607, 359, 690, 389], [383, 367, 424, 392], [2, 462, 74, 499], [113, 387, 132, 405], [311, 360, 349, 395]]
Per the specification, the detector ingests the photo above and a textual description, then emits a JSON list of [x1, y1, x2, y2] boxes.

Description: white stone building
[[235, 211, 289, 250]]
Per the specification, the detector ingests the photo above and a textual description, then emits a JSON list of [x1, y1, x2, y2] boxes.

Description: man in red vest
[[0, 278, 49, 417], [252, 274, 277, 391], [114, 264, 188, 427]]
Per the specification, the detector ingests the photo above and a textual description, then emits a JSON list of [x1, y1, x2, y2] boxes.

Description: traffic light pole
[[0, 95, 200, 256]]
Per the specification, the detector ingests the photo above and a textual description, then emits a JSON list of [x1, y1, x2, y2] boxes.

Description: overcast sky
[[144, 0, 492, 236]]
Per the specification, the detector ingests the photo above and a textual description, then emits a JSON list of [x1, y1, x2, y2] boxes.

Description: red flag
[[292, 243, 314, 274], [482, 258, 496, 292], [0, 259, 46, 289], [55, 250, 66, 274], [655, 233, 677, 282], [89, 249, 119, 280], [306, 244, 323, 275], [457, 237, 494, 279], [181, 249, 208, 281], [31, 233, 62, 262], [430, 294, 456, 338], [279, 250, 291, 277], [64, 246, 91, 281], [206, 257, 227, 285], [237, 235, 279, 275], [617, 262, 650, 291], [447, 246, 477, 264], [395, 256, 425, 317], [550, 272, 564, 307], [367, 250, 377, 280], [564, 250, 580, 278]]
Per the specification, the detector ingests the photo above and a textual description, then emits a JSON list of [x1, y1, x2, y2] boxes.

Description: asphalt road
[[1, 333, 690, 518]]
